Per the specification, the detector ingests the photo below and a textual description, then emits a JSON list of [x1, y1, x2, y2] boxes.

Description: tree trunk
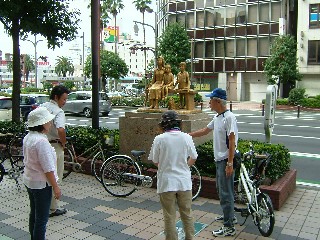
[[11, 18, 21, 122], [114, 15, 117, 54]]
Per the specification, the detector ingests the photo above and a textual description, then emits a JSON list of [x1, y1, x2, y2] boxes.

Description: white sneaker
[[215, 215, 238, 224], [212, 226, 236, 237]]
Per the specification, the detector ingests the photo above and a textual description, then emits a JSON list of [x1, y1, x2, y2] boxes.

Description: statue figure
[[162, 64, 174, 100], [174, 62, 190, 109], [148, 56, 165, 109]]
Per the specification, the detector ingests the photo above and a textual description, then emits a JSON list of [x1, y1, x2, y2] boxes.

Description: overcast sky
[[0, 0, 157, 65]]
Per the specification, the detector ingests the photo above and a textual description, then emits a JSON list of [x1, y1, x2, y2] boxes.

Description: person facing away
[[41, 85, 70, 217], [189, 88, 238, 237], [23, 107, 61, 240], [174, 62, 190, 109], [148, 110, 198, 240]]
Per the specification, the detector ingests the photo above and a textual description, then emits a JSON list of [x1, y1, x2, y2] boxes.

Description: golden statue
[[162, 64, 174, 100], [174, 62, 190, 109], [148, 56, 165, 109]]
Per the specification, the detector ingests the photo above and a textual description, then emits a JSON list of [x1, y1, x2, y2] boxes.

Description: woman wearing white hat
[[23, 107, 61, 240]]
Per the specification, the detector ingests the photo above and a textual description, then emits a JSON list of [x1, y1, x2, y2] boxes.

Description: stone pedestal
[[119, 110, 212, 161]]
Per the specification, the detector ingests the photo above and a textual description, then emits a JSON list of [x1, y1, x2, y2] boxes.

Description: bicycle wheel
[[256, 193, 275, 237], [9, 135, 24, 169], [190, 165, 201, 201], [91, 150, 107, 182], [0, 163, 4, 183], [63, 147, 74, 179], [101, 155, 141, 197]]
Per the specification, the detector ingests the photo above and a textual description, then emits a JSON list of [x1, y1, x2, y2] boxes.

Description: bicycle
[[100, 150, 202, 201], [0, 133, 24, 189], [63, 134, 116, 181], [234, 143, 275, 237]]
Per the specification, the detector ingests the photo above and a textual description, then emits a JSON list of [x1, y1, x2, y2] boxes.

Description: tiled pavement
[[1, 173, 320, 240]]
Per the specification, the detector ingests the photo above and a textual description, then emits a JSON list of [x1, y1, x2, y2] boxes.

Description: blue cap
[[205, 88, 227, 100]]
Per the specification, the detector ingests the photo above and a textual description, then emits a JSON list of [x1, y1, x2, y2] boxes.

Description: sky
[[0, 0, 157, 65]]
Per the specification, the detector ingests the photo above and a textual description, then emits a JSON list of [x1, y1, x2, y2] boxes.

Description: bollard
[[200, 102, 203, 110], [230, 101, 232, 112], [262, 104, 265, 116], [297, 105, 301, 118]]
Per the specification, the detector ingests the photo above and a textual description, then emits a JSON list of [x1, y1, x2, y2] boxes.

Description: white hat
[[28, 107, 55, 127]]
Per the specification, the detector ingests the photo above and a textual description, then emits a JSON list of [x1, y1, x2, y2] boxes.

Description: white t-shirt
[[148, 130, 198, 194], [23, 131, 58, 189], [207, 110, 238, 161]]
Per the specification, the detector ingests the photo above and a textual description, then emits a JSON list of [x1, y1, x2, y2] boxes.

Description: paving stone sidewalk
[[1, 173, 320, 240]]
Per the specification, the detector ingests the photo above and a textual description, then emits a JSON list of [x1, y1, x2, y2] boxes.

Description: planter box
[[199, 169, 296, 210]]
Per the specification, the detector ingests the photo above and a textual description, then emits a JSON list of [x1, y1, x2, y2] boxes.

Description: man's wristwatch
[[227, 162, 233, 167]]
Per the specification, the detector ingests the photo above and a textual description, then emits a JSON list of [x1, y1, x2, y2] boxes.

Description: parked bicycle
[[234, 143, 274, 237], [100, 150, 202, 201], [0, 133, 24, 189], [63, 134, 116, 181]]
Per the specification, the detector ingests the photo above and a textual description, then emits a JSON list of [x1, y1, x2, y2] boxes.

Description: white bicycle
[[234, 143, 275, 237]]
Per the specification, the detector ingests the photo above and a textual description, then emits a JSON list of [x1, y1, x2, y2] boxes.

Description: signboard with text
[[264, 85, 277, 143]]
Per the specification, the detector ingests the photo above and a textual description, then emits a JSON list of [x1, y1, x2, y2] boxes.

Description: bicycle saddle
[[131, 150, 146, 157]]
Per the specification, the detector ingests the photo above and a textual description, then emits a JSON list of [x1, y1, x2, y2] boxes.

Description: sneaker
[[49, 208, 67, 217], [212, 226, 236, 237], [215, 215, 238, 224]]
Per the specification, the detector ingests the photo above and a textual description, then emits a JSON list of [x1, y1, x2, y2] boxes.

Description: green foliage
[[194, 93, 203, 102], [55, 56, 75, 77], [84, 50, 128, 92], [288, 88, 306, 105], [110, 96, 145, 107], [65, 126, 119, 154], [0, 121, 26, 134], [276, 98, 289, 105], [63, 81, 76, 91], [158, 22, 190, 75], [263, 35, 302, 86], [195, 139, 291, 183], [300, 97, 320, 108]]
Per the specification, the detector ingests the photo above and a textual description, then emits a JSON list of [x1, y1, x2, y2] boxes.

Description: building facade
[[157, 0, 296, 102]]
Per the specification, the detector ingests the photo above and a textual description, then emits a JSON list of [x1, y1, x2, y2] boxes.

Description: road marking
[[290, 152, 320, 159], [239, 131, 320, 140], [297, 181, 320, 188]]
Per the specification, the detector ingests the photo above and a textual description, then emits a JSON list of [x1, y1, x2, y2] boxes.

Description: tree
[[133, 0, 152, 44], [263, 35, 302, 97], [84, 50, 128, 92], [23, 55, 35, 84], [157, 22, 190, 75], [55, 56, 75, 77], [102, 0, 124, 54], [0, 0, 80, 122]]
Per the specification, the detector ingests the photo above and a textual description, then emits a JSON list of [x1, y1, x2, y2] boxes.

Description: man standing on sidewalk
[[42, 85, 70, 217], [189, 88, 238, 237]]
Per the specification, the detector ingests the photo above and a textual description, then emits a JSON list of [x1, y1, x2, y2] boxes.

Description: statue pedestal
[[119, 110, 212, 161]]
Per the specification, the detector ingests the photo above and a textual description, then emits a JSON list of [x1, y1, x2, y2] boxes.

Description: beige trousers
[[159, 191, 194, 240], [50, 143, 64, 210]]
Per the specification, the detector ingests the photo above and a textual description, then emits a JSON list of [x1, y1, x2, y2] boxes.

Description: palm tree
[[102, 0, 124, 54], [7, 54, 35, 84], [55, 56, 74, 77], [133, 0, 152, 45]]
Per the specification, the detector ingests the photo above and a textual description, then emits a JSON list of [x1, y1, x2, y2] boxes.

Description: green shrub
[[288, 88, 306, 105], [0, 121, 26, 134], [300, 98, 320, 108], [276, 98, 289, 105], [194, 93, 203, 102], [195, 139, 291, 183]]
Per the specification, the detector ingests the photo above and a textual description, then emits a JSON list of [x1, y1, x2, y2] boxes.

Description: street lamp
[[26, 35, 43, 88], [79, 32, 86, 87]]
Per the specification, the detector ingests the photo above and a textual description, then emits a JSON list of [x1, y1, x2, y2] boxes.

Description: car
[[63, 91, 112, 118], [20, 94, 50, 121], [0, 97, 12, 121]]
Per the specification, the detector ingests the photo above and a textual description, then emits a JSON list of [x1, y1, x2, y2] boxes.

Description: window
[[310, 4, 320, 28], [308, 40, 320, 64]]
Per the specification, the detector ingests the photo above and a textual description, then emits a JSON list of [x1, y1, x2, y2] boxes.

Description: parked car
[[0, 97, 12, 121], [63, 91, 112, 118], [20, 94, 50, 121]]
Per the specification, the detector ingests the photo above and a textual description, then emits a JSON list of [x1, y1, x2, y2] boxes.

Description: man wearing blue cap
[[189, 88, 238, 237]]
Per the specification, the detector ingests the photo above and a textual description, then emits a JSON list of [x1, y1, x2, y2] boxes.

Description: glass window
[[259, 3, 269, 22], [215, 40, 225, 57], [225, 0, 235, 5], [271, 2, 281, 22], [196, 11, 205, 27], [226, 6, 236, 25], [248, 5, 257, 23], [236, 38, 245, 56], [216, 0, 225, 7], [248, 38, 257, 56], [177, 1, 186, 11], [194, 0, 204, 8], [259, 37, 269, 56], [177, 13, 186, 25], [205, 41, 214, 58], [308, 40, 320, 64], [206, 1, 215, 8], [168, 14, 176, 24], [215, 8, 225, 26], [206, 10, 215, 27], [195, 42, 204, 58], [236, 6, 246, 24], [310, 4, 320, 28], [187, 12, 195, 28], [226, 39, 235, 57]]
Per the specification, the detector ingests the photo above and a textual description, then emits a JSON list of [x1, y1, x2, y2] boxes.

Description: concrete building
[[156, 0, 299, 102], [296, 0, 320, 97]]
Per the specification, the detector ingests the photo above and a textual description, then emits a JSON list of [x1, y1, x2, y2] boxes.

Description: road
[[65, 107, 320, 186]]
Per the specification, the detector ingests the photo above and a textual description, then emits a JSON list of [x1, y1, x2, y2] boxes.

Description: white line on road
[[290, 152, 320, 159], [239, 131, 320, 140]]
